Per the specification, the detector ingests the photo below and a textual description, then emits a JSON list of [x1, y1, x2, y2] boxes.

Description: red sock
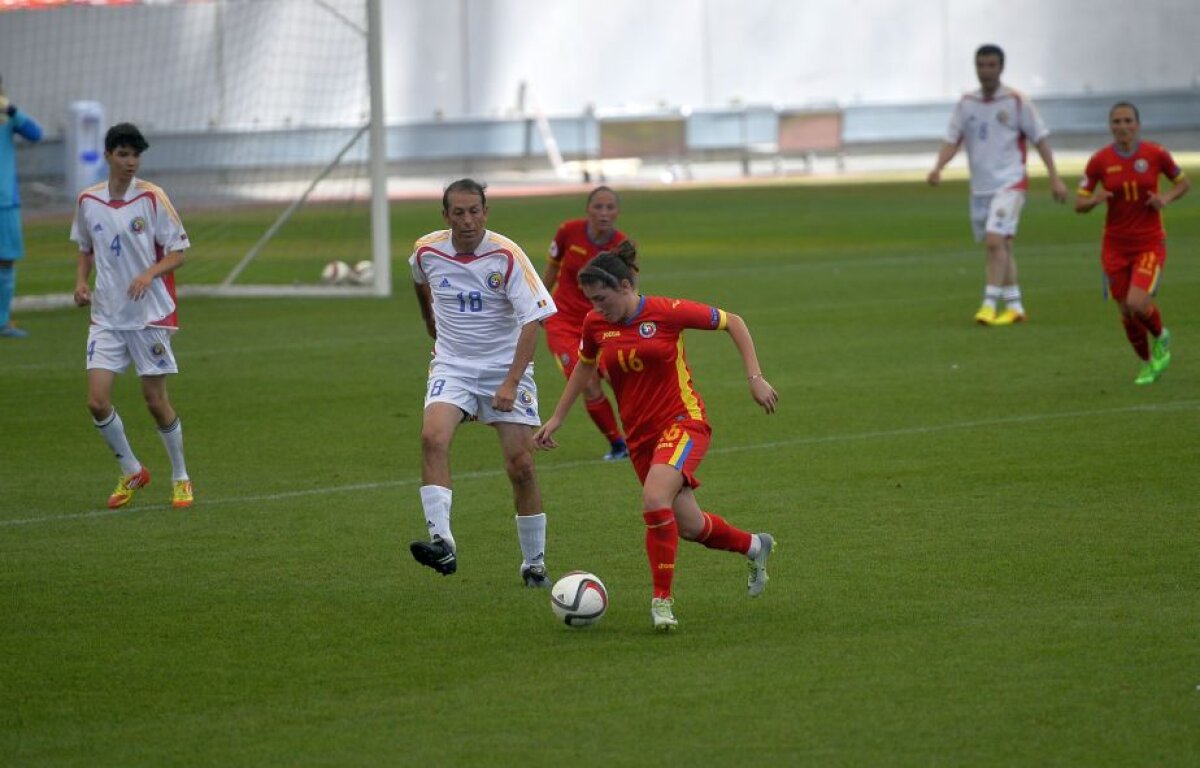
[[696, 511, 752, 554], [584, 394, 623, 444], [1138, 305, 1163, 337], [1122, 315, 1150, 360], [643, 507, 678, 599]]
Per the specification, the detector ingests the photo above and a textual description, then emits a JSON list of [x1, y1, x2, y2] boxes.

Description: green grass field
[[3, 177, 1199, 766]]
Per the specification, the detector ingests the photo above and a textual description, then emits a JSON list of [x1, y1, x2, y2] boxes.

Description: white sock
[[419, 485, 454, 550], [158, 418, 189, 482], [746, 533, 762, 559], [94, 409, 141, 475], [1001, 285, 1024, 314], [515, 512, 546, 567], [982, 285, 1002, 310]]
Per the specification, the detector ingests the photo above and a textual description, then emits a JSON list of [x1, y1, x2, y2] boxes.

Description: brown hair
[[442, 178, 487, 211], [579, 240, 639, 289]]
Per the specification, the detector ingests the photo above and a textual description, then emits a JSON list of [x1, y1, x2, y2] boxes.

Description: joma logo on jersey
[[569, 245, 587, 255], [486, 271, 504, 290], [130, 217, 147, 234], [602, 330, 621, 339]]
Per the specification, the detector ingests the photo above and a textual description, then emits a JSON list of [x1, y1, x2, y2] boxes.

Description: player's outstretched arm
[[533, 358, 596, 449], [724, 312, 778, 414]]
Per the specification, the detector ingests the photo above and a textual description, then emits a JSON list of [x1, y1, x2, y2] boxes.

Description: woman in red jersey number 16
[[533, 240, 779, 632], [1076, 102, 1190, 385]]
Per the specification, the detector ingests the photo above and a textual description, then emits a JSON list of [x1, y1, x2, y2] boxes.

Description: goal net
[[5, 0, 390, 300]]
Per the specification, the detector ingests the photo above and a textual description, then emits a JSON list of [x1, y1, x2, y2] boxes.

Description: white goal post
[[10, 0, 390, 309]]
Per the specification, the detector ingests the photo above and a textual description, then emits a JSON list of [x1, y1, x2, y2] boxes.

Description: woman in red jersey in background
[[534, 241, 779, 632], [1076, 102, 1190, 385], [541, 186, 629, 460]]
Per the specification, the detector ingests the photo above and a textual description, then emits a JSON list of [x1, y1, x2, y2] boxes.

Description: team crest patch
[[486, 271, 504, 290], [996, 110, 1010, 125], [1134, 158, 1149, 173], [518, 388, 536, 416], [130, 217, 147, 234], [638, 321, 657, 338], [996, 208, 1007, 219], [151, 342, 165, 356], [559, 352, 570, 366]]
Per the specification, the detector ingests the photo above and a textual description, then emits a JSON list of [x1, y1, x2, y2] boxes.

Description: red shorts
[[630, 419, 711, 489], [1103, 240, 1165, 303], [544, 323, 582, 378]]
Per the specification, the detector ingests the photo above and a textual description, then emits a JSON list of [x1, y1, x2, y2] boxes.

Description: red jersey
[[545, 219, 627, 334], [578, 295, 727, 451], [1079, 141, 1184, 247]]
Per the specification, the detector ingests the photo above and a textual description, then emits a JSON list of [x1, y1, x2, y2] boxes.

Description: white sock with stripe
[[94, 409, 141, 476], [419, 485, 455, 551], [158, 418, 189, 482], [515, 513, 546, 568]]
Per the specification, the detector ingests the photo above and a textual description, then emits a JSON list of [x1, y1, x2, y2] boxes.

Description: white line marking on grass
[[4, 399, 1196, 528]]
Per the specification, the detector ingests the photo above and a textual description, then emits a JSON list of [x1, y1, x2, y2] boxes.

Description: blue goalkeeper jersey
[[1, 107, 44, 209]]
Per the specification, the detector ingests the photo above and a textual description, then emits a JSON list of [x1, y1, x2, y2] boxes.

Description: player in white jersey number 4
[[408, 178, 557, 587], [71, 123, 194, 511]]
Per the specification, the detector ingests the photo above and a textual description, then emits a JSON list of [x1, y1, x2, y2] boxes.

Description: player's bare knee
[[86, 399, 112, 420], [419, 428, 451, 459], [504, 451, 536, 486], [142, 390, 171, 418], [641, 492, 675, 514], [676, 518, 703, 541]]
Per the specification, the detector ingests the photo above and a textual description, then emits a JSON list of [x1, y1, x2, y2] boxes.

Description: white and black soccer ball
[[550, 571, 608, 627], [351, 259, 375, 285], [320, 260, 352, 285]]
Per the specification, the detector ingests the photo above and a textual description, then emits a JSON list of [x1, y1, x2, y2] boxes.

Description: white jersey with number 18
[[410, 229, 556, 374]]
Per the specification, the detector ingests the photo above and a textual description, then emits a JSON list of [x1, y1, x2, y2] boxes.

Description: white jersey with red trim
[[409, 228, 556, 373], [944, 85, 1051, 196], [70, 177, 190, 330]]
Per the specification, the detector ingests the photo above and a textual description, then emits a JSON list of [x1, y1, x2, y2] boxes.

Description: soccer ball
[[550, 571, 608, 627], [351, 259, 375, 285], [320, 260, 351, 285]]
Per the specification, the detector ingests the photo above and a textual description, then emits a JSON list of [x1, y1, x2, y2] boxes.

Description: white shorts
[[970, 188, 1026, 242], [86, 326, 178, 376], [425, 362, 541, 426]]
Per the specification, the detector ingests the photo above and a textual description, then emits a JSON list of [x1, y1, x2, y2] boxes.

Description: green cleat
[[651, 597, 678, 632], [1134, 361, 1158, 386], [1152, 327, 1172, 375]]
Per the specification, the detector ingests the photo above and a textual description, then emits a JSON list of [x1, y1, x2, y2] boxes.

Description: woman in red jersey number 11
[[1076, 102, 1190, 385], [533, 241, 779, 632]]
